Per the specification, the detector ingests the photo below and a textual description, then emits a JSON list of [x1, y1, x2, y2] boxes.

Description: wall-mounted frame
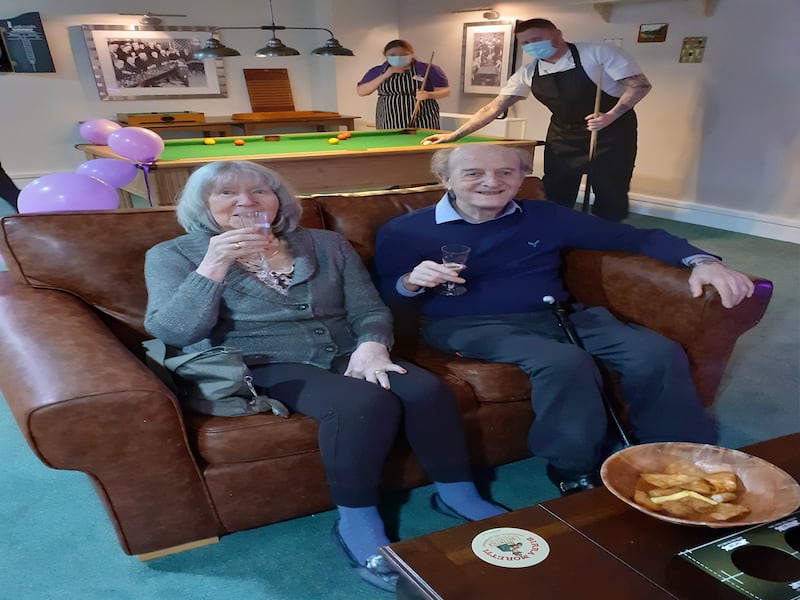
[[461, 20, 517, 95], [81, 25, 227, 101], [637, 23, 669, 43]]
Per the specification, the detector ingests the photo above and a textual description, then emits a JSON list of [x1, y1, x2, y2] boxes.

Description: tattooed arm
[[421, 94, 523, 144], [586, 73, 652, 131]]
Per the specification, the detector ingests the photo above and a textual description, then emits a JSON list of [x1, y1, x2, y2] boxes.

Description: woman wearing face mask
[[357, 39, 450, 129]]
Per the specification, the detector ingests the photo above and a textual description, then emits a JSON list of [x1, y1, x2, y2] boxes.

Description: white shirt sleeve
[[576, 43, 644, 97], [499, 62, 536, 98]]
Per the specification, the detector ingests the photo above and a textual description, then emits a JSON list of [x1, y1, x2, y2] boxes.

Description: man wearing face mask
[[357, 39, 450, 130], [422, 19, 652, 222]]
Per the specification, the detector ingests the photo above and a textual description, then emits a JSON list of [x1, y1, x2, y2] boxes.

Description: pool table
[[77, 129, 544, 207]]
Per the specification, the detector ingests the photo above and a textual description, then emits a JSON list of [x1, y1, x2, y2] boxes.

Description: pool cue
[[581, 66, 604, 213], [543, 296, 633, 448], [407, 52, 435, 127]]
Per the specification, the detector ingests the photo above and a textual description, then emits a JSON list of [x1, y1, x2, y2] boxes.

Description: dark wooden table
[[382, 433, 800, 599]]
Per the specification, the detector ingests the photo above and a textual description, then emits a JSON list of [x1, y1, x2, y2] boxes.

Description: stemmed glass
[[237, 211, 271, 275], [438, 244, 471, 296]]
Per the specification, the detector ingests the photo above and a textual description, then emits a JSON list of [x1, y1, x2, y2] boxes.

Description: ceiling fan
[[118, 12, 188, 26]]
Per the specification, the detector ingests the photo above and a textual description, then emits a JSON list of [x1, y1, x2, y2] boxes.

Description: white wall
[[1, 0, 798, 241]]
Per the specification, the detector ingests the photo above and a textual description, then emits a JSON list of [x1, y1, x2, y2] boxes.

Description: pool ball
[[343, 132, 352, 139], [233, 139, 245, 146], [336, 133, 347, 140], [328, 138, 340, 145], [203, 138, 216, 145]]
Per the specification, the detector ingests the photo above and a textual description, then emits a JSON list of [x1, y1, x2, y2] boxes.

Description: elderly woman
[[143, 161, 505, 592]]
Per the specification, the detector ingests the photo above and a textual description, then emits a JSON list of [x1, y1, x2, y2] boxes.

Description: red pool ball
[[336, 133, 347, 140], [233, 139, 245, 146], [343, 131, 352, 139]]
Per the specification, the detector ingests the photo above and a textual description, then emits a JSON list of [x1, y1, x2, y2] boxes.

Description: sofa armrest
[[562, 250, 773, 405], [0, 275, 222, 555]]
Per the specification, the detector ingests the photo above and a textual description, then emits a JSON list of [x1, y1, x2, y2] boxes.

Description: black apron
[[531, 44, 636, 219], [376, 63, 440, 129]]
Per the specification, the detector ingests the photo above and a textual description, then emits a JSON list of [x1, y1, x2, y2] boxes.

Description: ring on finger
[[234, 241, 242, 250], [374, 369, 386, 375]]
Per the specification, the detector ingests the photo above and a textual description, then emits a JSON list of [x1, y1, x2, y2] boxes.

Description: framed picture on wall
[[461, 20, 517, 95], [81, 24, 228, 101]]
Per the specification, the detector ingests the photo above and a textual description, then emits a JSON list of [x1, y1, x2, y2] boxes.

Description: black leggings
[[249, 359, 473, 507]]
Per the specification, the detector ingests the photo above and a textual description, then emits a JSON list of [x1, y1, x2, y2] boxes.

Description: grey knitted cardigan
[[144, 227, 394, 368]]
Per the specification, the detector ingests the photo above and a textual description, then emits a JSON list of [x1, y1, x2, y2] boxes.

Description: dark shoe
[[546, 463, 602, 496], [331, 519, 398, 592], [430, 493, 509, 522]]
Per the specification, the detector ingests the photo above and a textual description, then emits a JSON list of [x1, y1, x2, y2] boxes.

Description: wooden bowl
[[600, 442, 800, 527]]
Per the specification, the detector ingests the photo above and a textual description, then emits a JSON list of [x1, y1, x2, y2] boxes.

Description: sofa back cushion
[[0, 202, 325, 338]]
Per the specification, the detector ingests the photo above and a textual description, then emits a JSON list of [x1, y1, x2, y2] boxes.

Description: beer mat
[[471, 527, 550, 568], [678, 510, 800, 599]]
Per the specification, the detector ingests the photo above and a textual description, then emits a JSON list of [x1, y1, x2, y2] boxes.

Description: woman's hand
[[344, 341, 406, 390], [196, 227, 272, 282]]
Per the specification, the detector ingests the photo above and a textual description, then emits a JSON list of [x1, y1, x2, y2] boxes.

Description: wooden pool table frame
[[77, 130, 544, 207]]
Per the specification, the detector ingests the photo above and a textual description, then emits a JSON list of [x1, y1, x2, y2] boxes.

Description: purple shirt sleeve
[[357, 63, 388, 85]]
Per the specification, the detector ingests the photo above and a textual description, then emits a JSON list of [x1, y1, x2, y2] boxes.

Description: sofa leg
[[136, 536, 220, 561]]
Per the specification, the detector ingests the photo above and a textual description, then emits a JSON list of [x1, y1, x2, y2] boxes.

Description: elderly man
[[372, 144, 754, 495], [423, 18, 652, 221]]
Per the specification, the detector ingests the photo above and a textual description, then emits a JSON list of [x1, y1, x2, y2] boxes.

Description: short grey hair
[[430, 144, 532, 179], [175, 161, 302, 234]]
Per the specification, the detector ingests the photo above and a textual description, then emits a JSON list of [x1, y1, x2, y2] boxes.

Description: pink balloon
[[18, 173, 119, 213], [75, 158, 138, 188], [107, 127, 165, 163], [79, 118, 122, 145]]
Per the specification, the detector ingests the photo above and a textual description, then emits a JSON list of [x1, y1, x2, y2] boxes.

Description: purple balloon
[[18, 173, 119, 213], [79, 118, 122, 145], [75, 158, 138, 188], [107, 126, 165, 163]]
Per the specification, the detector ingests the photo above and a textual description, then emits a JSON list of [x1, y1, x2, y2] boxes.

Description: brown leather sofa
[[0, 179, 772, 559]]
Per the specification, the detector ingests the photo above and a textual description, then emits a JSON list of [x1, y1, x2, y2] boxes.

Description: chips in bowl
[[600, 442, 800, 527]]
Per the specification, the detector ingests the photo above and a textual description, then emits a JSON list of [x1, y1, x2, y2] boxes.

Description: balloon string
[[138, 162, 154, 207]]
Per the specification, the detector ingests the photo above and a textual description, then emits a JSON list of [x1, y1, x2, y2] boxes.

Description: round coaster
[[471, 527, 550, 568]]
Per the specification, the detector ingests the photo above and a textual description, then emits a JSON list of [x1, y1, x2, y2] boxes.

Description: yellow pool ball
[[328, 137, 340, 145], [203, 138, 216, 145], [233, 139, 246, 146]]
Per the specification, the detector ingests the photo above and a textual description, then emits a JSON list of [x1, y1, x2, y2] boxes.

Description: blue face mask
[[386, 55, 412, 67], [522, 40, 557, 60]]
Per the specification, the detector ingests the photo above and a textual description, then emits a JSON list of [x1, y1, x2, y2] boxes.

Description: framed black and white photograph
[[461, 20, 517, 95], [81, 25, 227, 101]]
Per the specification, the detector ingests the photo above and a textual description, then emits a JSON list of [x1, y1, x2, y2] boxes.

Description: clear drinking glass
[[438, 244, 471, 296], [237, 211, 271, 273]]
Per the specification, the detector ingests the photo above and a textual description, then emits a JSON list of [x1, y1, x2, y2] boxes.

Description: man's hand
[[402, 260, 465, 291], [688, 263, 755, 308], [585, 111, 619, 131], [343, 341, 406, 390], [420, 132, 456, 145]]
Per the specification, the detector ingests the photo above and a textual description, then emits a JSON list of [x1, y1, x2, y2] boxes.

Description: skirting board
[[579, 190, 800, 244]]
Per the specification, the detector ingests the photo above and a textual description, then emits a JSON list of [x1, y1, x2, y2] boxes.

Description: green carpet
[[1, 213, 797, 599]]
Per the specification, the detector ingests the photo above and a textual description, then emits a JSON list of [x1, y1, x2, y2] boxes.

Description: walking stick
[[543, 296, 632, 448], [407, 52, 435, 128], [581, 66, 604, 213]]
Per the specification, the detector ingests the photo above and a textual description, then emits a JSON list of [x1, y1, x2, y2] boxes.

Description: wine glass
[[237, 211, 271, 273], [438, 244, 471, 296]]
